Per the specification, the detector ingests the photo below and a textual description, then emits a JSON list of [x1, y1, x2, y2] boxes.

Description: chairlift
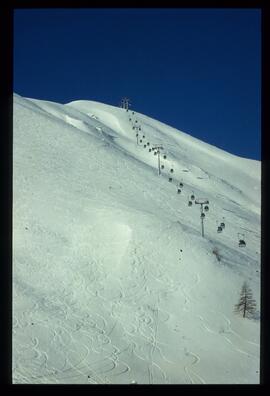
[[169, 177, 172, 182], [204, 205, 209, 212], [238, 233, 246, 247], [188, 201, 192, 206], [217, 226, 223, 233]]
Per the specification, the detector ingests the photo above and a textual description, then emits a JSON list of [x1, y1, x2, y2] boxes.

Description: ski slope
[[13, 93, 261, 384]]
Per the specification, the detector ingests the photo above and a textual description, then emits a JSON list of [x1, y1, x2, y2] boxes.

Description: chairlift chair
[[161, 165, 164, 169], [163, 155, 167, 159], [147, 142, 150, 146], [142, 135, 145, 138], [140, 139, 142, 143], [169, 178, 172, 182], [217, 226, 223, 233], [149, 149, 152, 152], [220, 222, 225, 229], [190, 194, 195, 200], [201, 213, 205, 218], [239, 239, 246, 247], [154, 151, 157, 155], [177, 189, 181, 194], [170, 169, 174, 173], [144, 144, 146, 148], [204, 206, 209, 212], [188, 201, 192, 206], [179, 182, 183, 188]]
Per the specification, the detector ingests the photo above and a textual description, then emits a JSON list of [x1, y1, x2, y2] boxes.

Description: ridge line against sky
[[14, 8, 261, 160]]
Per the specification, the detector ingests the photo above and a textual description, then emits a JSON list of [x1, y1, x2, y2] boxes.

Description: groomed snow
[[13, 93, 260, 384]]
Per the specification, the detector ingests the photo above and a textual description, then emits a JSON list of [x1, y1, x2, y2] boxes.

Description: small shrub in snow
[[212, 247, 221, 262]]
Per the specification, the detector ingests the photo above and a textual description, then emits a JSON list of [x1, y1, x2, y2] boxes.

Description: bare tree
[[234, 281, 256, 318]]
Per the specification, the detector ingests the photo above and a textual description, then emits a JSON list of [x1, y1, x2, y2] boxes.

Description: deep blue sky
[[14, 8, 261, 160]]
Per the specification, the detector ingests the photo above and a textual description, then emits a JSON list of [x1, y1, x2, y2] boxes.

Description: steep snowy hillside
[[13, 93, 261, 384]]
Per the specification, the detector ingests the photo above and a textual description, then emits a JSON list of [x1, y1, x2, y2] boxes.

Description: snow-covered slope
[[13, 93, 261, 384]]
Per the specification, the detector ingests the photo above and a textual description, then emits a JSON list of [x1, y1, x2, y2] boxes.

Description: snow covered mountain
[[13, 93, 261, 384]]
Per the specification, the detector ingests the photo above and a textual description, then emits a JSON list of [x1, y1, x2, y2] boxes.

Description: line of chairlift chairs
[[128, 111, 246, 248]]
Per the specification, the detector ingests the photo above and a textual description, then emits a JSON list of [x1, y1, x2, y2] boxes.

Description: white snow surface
[[13, 93, 261, 384]]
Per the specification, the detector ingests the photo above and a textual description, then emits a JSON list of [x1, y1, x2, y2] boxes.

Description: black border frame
[[1, 0, 269, 391]]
